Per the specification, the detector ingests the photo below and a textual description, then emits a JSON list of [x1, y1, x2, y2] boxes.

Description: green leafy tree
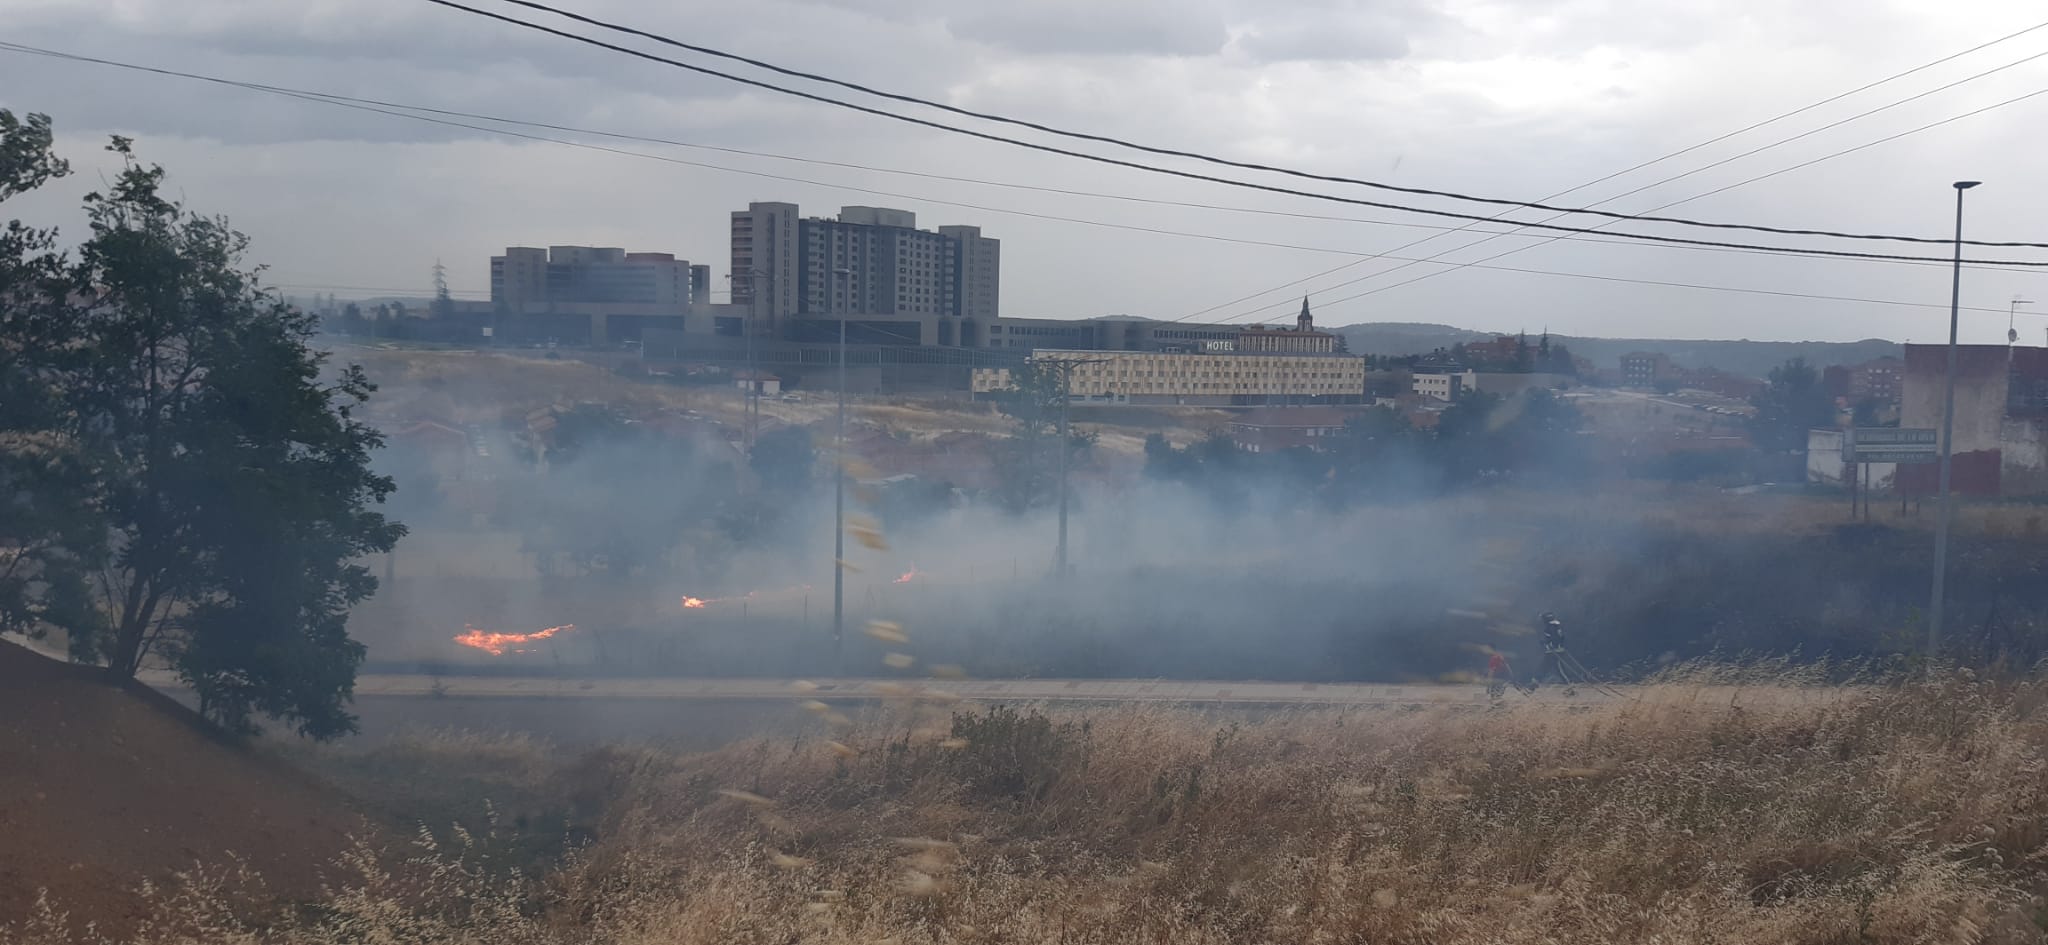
[[750, 426, 816, 495], [1749, 357, 1835, 454], [1436, 389, 1586, 481], [1, 119, 402, 738], [0, 112, 100, 645], [990, 361, 1092, 511]]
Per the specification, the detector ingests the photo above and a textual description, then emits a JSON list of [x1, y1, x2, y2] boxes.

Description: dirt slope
[[0, 642, 369, 936]]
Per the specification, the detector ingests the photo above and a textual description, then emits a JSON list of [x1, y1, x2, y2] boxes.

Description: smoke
[[336, 348, 2048, 684]]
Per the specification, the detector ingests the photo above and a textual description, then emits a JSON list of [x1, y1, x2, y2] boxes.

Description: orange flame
[[682, 597, 708, 609], [453, 623, 574, 656], [894, 564, 921, 584]]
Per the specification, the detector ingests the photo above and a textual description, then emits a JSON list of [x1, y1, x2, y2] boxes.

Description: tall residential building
[[938, 225, 1000, 321], [730, 202, 800, 334], [728, 202, 1000, 334], [489, 245, 696, 308]]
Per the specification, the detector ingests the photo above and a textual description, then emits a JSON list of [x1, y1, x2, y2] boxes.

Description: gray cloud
[[3, 0, 2047, 345], [945, 0, 1230, 56], [1227, 0, 1456, 64]]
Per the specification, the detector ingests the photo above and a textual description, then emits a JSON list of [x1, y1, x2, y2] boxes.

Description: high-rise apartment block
[[729, 202, 1000, 332], [489, 246, 700, 308]]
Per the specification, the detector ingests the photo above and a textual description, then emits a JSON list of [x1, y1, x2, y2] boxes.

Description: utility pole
[[1032, 355, 1108, 577], [1930, 180, 1981, 656], [832, 267, 852, 673]]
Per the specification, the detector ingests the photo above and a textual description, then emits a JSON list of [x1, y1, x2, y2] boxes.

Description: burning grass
[[17, 673, 2048, 943]]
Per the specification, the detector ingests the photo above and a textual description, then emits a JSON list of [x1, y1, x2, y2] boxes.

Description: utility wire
[[1256, 82, 2048, 324], [1201, 27, 2048, 322], [8, 45, 2040, 324], [424, 0, 2048, 251], [1, 41, 1910, 252], [1471, 18, 2048, 215], [10, 41, 2046, 277], [470, 0, 2048, 248]]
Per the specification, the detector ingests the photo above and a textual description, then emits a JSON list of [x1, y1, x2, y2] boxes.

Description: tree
[[1750, 357, 1835, 455], [751, 425, 816, 494], [338, 301, 365, 337], [1436, 389, 1586, 481], [990, 361, 1092, 512], [1, 119, 402, 738], [0, 112, 99, 647]]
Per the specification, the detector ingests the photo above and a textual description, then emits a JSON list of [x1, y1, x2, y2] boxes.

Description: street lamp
[[832, 266, 853, 674], [1929, 179, 1981, 655], [726, 268, 770, 456], [2008, 296, 2033, 345]]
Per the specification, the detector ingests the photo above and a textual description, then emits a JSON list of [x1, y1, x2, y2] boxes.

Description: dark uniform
[[1531, 613, 1568, 690]]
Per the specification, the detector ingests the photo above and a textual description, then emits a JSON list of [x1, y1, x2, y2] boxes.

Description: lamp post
[[1930, 180, 1981, 655], [2009, 297, 2034, 346], [832, 266, 852, 673], [726, 268, 769, 456]]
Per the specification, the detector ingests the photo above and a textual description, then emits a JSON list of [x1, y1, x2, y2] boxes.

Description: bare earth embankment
[[0, 643, 370, 939]]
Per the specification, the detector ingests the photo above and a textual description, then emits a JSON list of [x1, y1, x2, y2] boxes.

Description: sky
[[2, 0, 2047, 344]]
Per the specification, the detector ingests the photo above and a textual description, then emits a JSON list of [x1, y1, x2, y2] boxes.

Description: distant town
[[302, 200, 2048, 500]]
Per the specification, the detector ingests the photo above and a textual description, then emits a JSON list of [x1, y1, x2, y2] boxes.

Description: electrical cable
[[1233, 81, 2048, 323], [6, 44, 2037, 321], [457, 0, 2048, 249], [16, 41, 2047, 278], [1202, 34, 2048, 323]]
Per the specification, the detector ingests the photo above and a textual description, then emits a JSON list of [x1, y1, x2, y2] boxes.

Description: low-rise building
[[734, 370, 782, 396], [1620, 351, 1676, 388], [972, 348, 1367, 406], [1896, 344, 2048, 495], [1850, 356, 1904, 404], [1227, 407, 1361, 453], [1413, 371, 1476, 402]]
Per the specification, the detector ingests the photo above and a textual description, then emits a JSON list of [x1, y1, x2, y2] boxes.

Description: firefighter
[[1529, 612, 1571, 692], [1485, 652, 1514, 701]]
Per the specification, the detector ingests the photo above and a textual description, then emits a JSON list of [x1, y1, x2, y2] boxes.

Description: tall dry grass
[[16, 674, 2048, 943]]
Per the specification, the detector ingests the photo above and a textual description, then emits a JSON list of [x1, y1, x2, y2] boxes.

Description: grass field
[[15, 670, 2048, 944], [343, 345, 1228, 455]]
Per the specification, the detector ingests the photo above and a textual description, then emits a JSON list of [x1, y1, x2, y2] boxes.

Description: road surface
[[266, 673, 1836, 708]]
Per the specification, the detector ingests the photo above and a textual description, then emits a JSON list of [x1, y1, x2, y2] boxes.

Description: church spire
[[1297, 296, 1313, 332]]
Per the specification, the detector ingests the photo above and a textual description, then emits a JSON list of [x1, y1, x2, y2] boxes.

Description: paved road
[[332, 674, 1574, 706]]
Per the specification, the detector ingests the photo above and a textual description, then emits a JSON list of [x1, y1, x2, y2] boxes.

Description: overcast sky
[[3, 0, 2046, 344]]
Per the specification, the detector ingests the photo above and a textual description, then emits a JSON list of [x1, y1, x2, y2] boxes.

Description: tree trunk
[[103, 584, 160, 681]]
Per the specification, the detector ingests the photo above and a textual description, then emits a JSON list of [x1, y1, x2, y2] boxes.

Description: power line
[[0, 42, 1832, 247], [465, 0, 2048, 249], [12, 46, 2045, 328], [13, 42, 2046, 277], [1517, 17, 2048, 209], [1199, 25, 2048, 323], [423, 0, 2048, 252], [1260, 82, 2048, 323]]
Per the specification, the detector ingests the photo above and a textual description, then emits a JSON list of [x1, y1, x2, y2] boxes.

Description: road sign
[[1849, 427, 1936, 464], [1853, 427, 1936, 446], [1852, 449, 1939, 465]]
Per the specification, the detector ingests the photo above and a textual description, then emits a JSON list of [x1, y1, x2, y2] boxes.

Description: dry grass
[[17, 674, 2048, 943], [344, 346, 1219, 459]]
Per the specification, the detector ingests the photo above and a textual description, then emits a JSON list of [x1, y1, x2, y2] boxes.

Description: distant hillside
[[1333, 323, 1900, 378]]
